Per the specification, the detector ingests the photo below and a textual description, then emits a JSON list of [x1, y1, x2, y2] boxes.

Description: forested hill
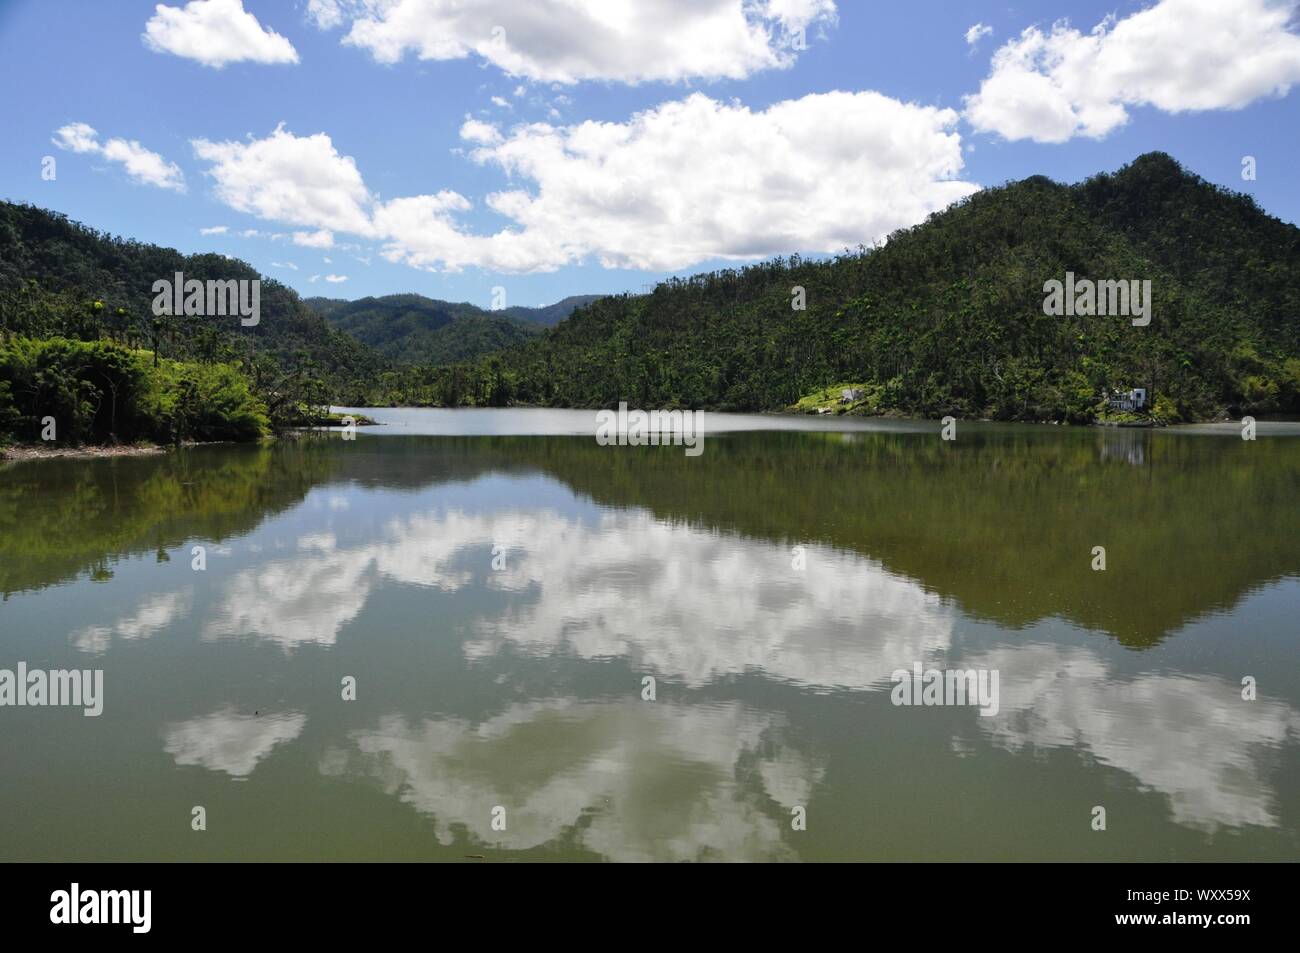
[[303, 292, 602, 365], [0, 200, 388, 444], [392, 152, 1299, 422], [0, 200, 382, 399], [4, 152, 1298, 435], [304, 293, 542, 366], [504, 295, 603, 327]]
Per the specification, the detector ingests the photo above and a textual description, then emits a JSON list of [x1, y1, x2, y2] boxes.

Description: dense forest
[[0, 199, 387, 443], [385, 153, 1300, 422], [2, 152, 1297, 446], [303, 293, 543, 366], [301, 293, 601, 366], [0, 199, 597, 445]]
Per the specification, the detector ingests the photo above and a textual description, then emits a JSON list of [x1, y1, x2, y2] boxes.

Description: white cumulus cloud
[[322, 0, 836, 84], [305, 0, 345, 30], [293, 229, 336, 248], [459, 118, 502, 145], [52, 122, 186, 191], [143, 0, 299, 68], [416, 90, 977, 272], [191, 91, 976, 274], [965, 0, 1300, 143], [192, 124, 372, 235]]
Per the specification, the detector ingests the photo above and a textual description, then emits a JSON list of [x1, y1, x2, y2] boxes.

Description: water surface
[[1, 411, 1297, 860]]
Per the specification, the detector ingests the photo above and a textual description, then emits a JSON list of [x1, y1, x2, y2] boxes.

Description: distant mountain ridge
[[4, 152, 1298, 425], [374, 152, 1300, 421], [505, 295, 603, 327], [303, 292, 600, 365]]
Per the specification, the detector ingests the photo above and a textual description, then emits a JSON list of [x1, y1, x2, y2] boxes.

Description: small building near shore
[[1107, 387, 1147, 411]]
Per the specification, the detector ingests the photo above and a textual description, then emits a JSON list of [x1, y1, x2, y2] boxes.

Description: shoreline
[[0, 426, 384, 463], [0, 439, 250, 462], [0, 442, 171, 462], [344, 403, 1258, 427], [2, 410, 1287, 462]]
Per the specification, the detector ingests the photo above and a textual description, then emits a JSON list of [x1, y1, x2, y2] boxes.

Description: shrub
[[0, 337, 268, 444]]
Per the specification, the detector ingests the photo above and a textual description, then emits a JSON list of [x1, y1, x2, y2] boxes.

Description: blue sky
[[2, 0, 1299, 308]]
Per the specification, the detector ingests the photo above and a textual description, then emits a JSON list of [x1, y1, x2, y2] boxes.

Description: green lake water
[[1, 409, 1297, 861]]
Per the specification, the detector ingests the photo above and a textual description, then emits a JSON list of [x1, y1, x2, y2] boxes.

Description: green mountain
[[0, 201, 382, 392], [4, 152, 1298, 439], [391, 153, 1299, 422], [504, 295, 604, 327], [303, 293, 542, 365], [0, 201, 385, 443], [303, 292, 601, 365]]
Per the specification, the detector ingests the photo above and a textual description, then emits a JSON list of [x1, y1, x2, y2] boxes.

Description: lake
[[1, 408, 1297, 861]]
